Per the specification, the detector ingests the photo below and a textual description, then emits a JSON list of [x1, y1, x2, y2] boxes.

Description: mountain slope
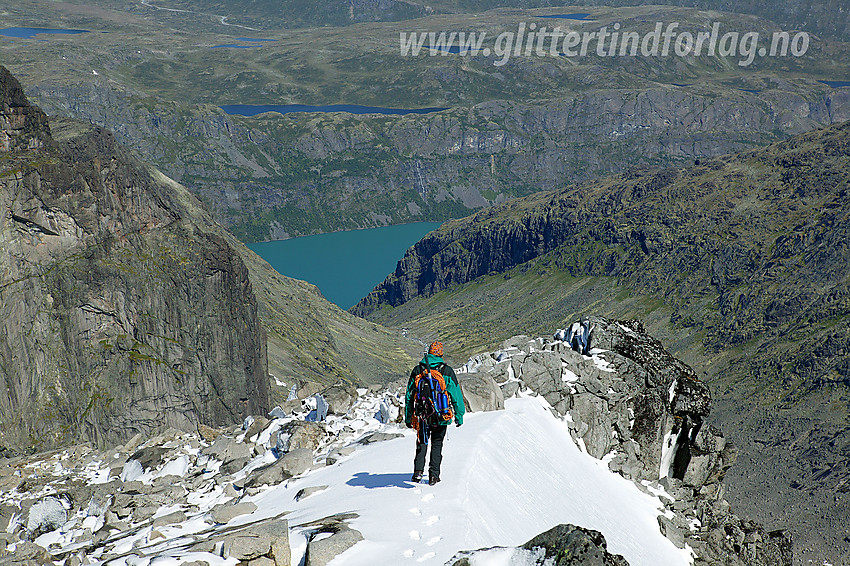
[[354, 120, 850, 565]]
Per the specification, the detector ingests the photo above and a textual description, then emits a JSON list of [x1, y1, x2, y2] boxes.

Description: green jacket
[[404, 354, 465, 426]]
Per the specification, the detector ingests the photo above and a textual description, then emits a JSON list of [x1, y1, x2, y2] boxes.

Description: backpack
[[412, 363, 454, 426]]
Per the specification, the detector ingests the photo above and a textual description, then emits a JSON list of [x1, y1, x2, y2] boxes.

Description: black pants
[[414, 425, 447, 478]]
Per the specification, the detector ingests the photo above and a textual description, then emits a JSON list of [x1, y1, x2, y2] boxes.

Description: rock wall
[[27, 81, 850, 241], [0, 66, 269, 451]]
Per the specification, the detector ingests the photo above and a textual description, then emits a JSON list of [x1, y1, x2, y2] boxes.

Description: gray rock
[[26, 496, 67, 539], [521, 524, 630, 566], [325, 446, 356, 466], [296, 486, 328, 501], [242, 448, 313, 487], [268, 406, 288, 419], [448, 524, 628, 566], [222, 534, 271, 561], [249, 518, 290, 566], [319, 383, 358, 415], [306, 526, 363, 566], [203, 436, 253, 474], [210, 501, 258, 524], [658, 515, 687, 549], [275, 421, 326, 454], [499, 381, 521, 399], [0, 541, 55, 565], [245, 416, 270, 442], [358, 432, 404, 444], [459, 372, 504, 413], [152, 510, 186, 528]]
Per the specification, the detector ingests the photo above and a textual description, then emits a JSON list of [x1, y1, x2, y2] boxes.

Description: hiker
[[568, 317, 594, 355], [404, 341, 465, 485]]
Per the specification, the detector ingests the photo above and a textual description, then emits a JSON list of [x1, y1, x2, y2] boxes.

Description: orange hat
[[428, 341, 444, 356]]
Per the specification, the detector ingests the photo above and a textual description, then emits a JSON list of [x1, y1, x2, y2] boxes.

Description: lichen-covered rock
[[458, 372, 504, 413], [319, 383, 358, 416]]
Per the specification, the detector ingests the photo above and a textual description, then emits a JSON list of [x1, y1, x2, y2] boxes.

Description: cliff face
[[28, 81, 850, 241], [0, 66, 270, 451]]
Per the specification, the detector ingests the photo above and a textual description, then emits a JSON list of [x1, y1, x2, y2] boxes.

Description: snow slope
[[241, 396, 693, 566]]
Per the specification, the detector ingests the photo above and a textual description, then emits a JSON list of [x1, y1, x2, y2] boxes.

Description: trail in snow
[[240, 396, 693, 566]]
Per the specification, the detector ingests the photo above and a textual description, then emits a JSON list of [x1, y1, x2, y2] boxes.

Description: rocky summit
[[0, 319, 793, 566], [0, 65, 272, 451]]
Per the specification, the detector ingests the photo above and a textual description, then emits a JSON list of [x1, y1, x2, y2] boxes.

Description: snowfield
[[238, 395, 693, 566]]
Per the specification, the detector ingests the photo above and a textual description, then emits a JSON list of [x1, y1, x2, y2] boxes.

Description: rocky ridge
[[0, 319, 792, 566], [355, 119, 850, 565], [455, 318, 792, 566]]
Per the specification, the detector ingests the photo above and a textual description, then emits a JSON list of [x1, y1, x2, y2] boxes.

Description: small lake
[[248, 222, 442, 310], [0, 27, 89, 39], [221, 104, 448, 117], [537, 14, 593, 20], [819, 80, 850, 88]]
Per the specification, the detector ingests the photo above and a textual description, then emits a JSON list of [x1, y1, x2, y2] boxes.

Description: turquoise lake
[[248, 222, 441, 310]]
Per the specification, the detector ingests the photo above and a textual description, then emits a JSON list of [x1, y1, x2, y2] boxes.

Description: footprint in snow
[[425, 515, 439, 526], [409, 507, 422, 517], [416, 551, 436, 562], [403, 549, 414, 558], [426, 536, 440, 546], [409, 530, 421, 540], [421, 493, 434, 503]]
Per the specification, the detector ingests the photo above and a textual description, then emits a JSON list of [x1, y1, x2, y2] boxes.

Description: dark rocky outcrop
[[0, 66, 269, 450], [450, 524, 629, 566]]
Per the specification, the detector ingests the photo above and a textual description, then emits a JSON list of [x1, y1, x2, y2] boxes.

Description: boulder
[[458, 372, 504, 413], [521, 524, 629, 566], [325, 446, 356, 466], [275, 421, 326, 454], [0, 541, 54, 565], [152, 510, 186, 528], [358, 432, 404, 445], [295, 486, 328, 501], [448, 524, 628, 566], [222, 534, 272, 562], [202, 435, 253, 474], [241, 448, 313, 488], [128, 446, 170, 471], [245, 416, 271, 441], [306, 525, 363, 566], [210, 501, 258, 524], [26, 496, 67, 539], [319, 383, 358, 415]]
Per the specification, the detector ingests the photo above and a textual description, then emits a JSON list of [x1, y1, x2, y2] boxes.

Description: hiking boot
[[411, 471, 423, 483], [428, 475, 440, 485]]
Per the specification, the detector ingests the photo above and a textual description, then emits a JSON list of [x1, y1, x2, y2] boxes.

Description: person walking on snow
[[405, 341, 465, 485]]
